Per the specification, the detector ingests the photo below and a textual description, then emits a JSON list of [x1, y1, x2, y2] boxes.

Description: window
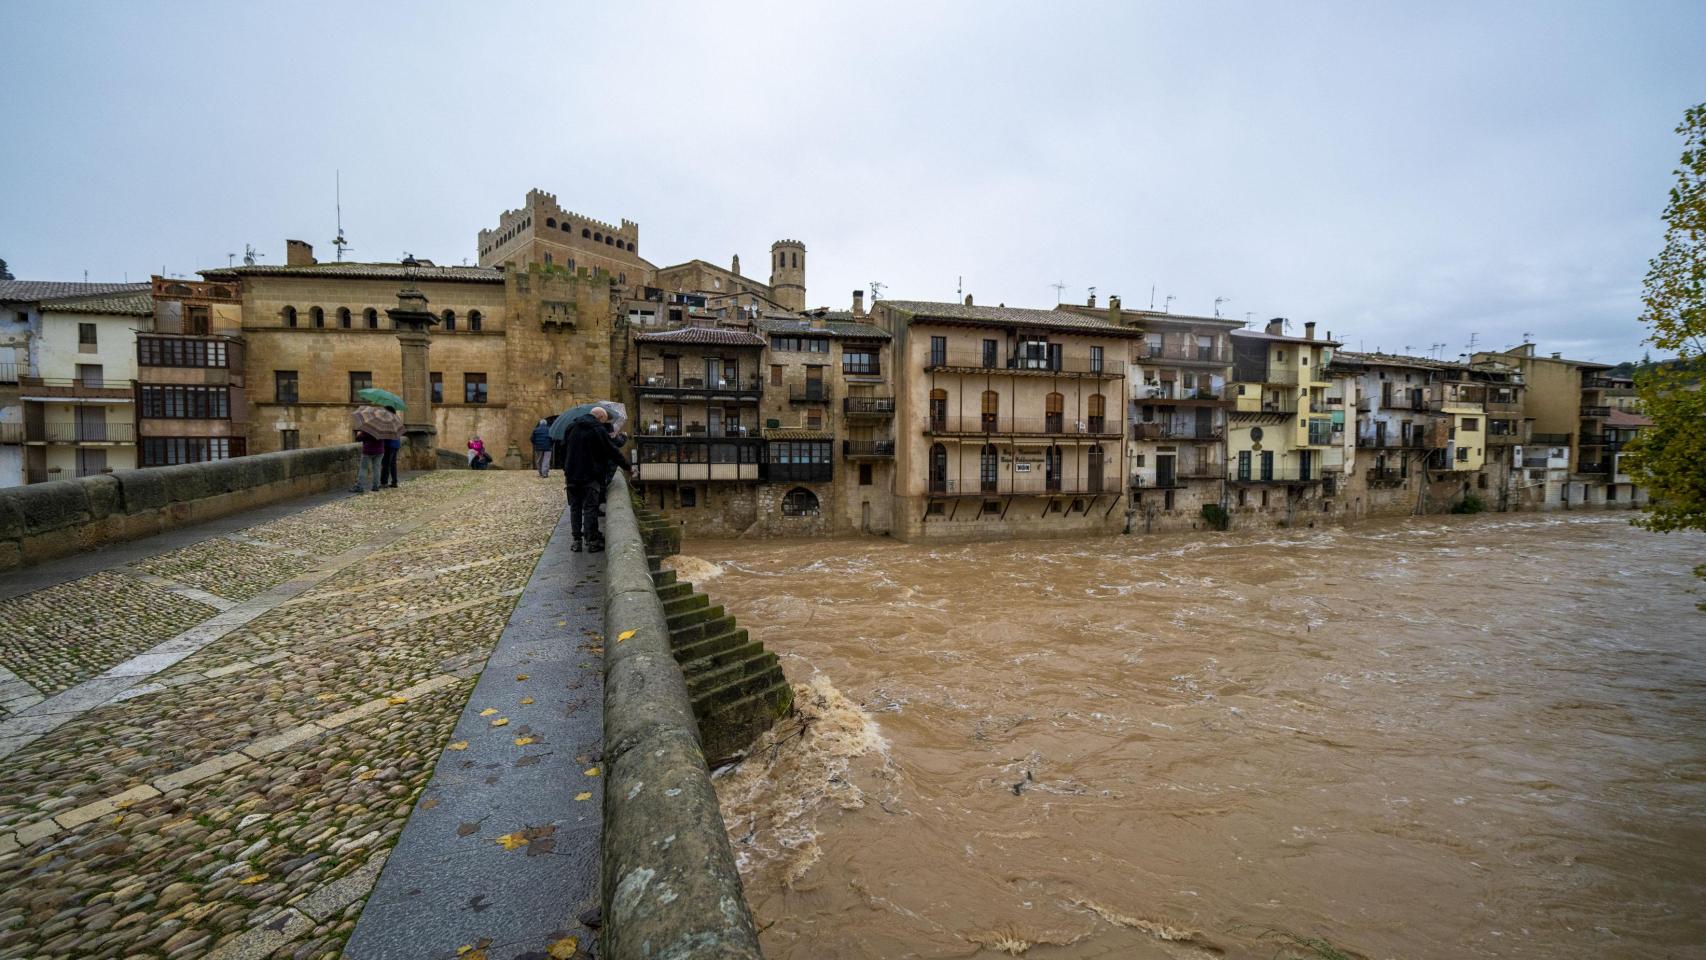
[[771, 364, 783, 387], [1045, 392, 1064, 433], [980, 443, 999, 492], [311, 307, 325, 328], [469, 310, 482, 332], [1197, 335, 1214, 360], [1457, 447, 1470, 462], [843, 349, 879, 376], [138, 338, 228, 368], [929, 388, 948, 430], [929, 336, 947, 366], [806, 409, 823, 430], [338, 307, 351, 329], [770, 336, 829, 353], [430, 372, 443, 404], [546, 217, 556, 228], [1461, 417, 1480, 432], [1090, 345, 1104, 373], [186, 305, 211, 335], [365, 308, 379, 329], [283, 306, 298, 328], [1088, 394, 1106, 433], [78, 322, 97, 345], [138, 386, 231, 419], [981, 390, 999, 431], [680, 487, 697, 508], [859, 463, 873, 486], [443, 310, 456, 331], [982, 339, 998, 368], [782, 487, 820, 517], [281, 429, 299, 450], [140, 437, 244, 466], [349, 371, 373, 402], [1237, 450, 1252, 481], [275, 370, 299, 404], [464, 373, 488, 404], [582, 228, 591, 238]]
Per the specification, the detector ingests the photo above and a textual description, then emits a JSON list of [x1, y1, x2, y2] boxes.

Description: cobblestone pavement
[[0, 471, 566, 960]]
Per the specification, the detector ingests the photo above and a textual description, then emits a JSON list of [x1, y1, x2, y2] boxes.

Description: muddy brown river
[[681, 513, 1706, 959]]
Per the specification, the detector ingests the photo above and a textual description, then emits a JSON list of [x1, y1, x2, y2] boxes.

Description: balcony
[[637, 423, 757, 439], [1530, 432, 1571, 446], [1133, 386, 1229, 405], [843, 440, 895, 459], [0, 362, 18, 384], [1485, 430, 1525, 446], [924, 349, 1125, 378], [923, 415, 1124, 438], [1131, 422, 1222, 441], [1140, 343, 1224, 365], [1484, 400, 1523, 414], [1228, 467, 1324, 484], [789, 384, 832, 404], [766, 462, 834, 482], [1580, 405, 1611, 418], [634, 374, 763, 401], [18, 376, 133, 402], [927, 475, 1119, 497], [1357, 435, 1425, 449], [1366, 467, 1407, 486], [26, 421, 137, 444], [843, 397, 895, 417], [634, 436, 763, 483]]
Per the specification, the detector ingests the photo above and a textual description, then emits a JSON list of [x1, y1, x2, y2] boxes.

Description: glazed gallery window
[[770, 336, 829, 353], [929, 336, 947, 366], [138, 338, 227, 368], [139, 385, 230, 419], [842, 349, 879, 376], [349, 371, 373, 402], [141, 436, 242, 466], [464, 373, 488, 404], [274, 370, 299, 404]]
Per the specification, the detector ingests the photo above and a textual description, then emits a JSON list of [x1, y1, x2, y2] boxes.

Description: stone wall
[[0, 445, 358, 571]]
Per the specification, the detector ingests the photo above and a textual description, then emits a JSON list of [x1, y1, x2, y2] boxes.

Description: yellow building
[[1473, 343, 1616, 506], [1226, 320, 1341, 514], [17, 287, 152, 482]]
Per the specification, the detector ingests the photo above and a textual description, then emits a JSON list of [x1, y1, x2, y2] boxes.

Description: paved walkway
[[0, 471, 576, 960]]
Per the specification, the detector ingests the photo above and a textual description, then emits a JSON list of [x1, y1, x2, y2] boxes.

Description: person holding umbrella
[[561, 406, 631, 552], [351, 401, 404, 494]]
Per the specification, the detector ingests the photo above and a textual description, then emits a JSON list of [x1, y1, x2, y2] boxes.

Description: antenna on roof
[[243, 244, 262, 267], [227, 252, 236, 267], [1049, 280, 1068, 303], [1466, 332, 1480, 353], [1244, 311, 1253, 325], [956, 276, 963, 303], [1162, 294, 1175, 314], [869, 281, 886, 301], [1214, 296, 1230, 317], [332, 170, 353, 262]]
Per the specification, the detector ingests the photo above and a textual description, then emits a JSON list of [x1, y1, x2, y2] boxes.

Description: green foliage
[[0, 257, 11, 280], [1452, 494, 1486, 514], [1200, 503, 1229, 530], [1626, 103, 1706, 538]]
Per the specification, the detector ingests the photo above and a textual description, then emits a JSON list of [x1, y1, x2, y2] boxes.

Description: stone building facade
[[138, 277, 249, 468], [477, 189, 653, 292]]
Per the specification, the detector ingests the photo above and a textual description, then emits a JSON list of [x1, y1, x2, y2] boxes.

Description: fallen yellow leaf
[[239, 874, 266, 885], [316, 693, 336, 702], [448, 741, 469, 751], [111, 814, 124, 827], [495, 831, 529, 850], [617, 629, 637, 642], [548, 935, 580, 959], [583, 767, 600, 777], [491, 717, 509, 727], [479, 708, 498, 717], [574, 791, 592, 801], [555, 620, 568, 627], [514, 736, 535, 746], [456, 947, 473, 956], [388, 696, 408, 705], [519, 697, 535, 705], [515, 674, 529, 681]]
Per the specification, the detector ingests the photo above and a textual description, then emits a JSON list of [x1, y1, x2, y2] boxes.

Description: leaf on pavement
[[491, 717, 509, 727], [239, 874, 266, 885], [448, 741, 469, 751], [548, 935, 580, 959], [479, 708, 498, 717], [617, 629, 637, 642], [575, 792, 592, 801], [516, 674, 529, 681], [583, 767, 600, 777], [495, 831, 529, 851], [387, 696, 408, 705], [519, 697, 535, 705], [514, 736, 535, 746]]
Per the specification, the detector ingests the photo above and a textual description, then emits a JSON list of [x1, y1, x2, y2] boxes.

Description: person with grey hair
[[530, 417, 554, 477], [561, 405, 631, 552]]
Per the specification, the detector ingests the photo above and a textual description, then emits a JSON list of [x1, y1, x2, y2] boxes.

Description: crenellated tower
[[769, 239, 806, 312]]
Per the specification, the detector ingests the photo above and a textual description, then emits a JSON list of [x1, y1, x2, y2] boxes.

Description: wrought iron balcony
[[28, 421, 137, 443], [843, 397, 895, 417], [924, 349, 1124, 377], [789, 384, 832, 404], [17, 376, 133, 401], [927, 474, 1118, 497], [634, 374, 763, 399], [1131, 422, 1223, 441], [923, 415, 1123, 438], [843, 440, 895, 458]]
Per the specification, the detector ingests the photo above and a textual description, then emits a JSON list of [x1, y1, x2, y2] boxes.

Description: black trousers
[[567, 481, 603, 542], [379, 447, 399, 486]]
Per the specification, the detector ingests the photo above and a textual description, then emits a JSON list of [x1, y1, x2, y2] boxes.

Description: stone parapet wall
[[0, 445, 358, 571]]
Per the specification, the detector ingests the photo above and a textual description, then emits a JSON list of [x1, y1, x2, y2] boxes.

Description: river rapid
[[685, 512, 1706, 959]]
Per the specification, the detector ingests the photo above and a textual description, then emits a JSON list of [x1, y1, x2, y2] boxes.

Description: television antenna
[[332, 170, 353, 262], [869, 281, 886, 301], [1244, 311, 1254, 325], [1162, 294, 1175, 313], [242, 244, 262, 267], [1049, 280, 1068, 303], [226, 252, 236, 267], [1213, 296, 1231, 317], [1465, 332, 1480, 353]]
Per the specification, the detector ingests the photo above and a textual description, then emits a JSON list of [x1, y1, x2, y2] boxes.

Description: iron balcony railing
[[17, 376, 134, 401], [843, 397, 895, 416], [637, 423, 757, 438], [1530, 432, 1572, 445], [1357, 435, 1426, 449], [1133, 386, 1225, 403], [1131, 422, 1223, 441], [0, 362, 18, 384], [789, 384, 832, 404], [30, 421, 137, 443], [1483, 400, 1523, 414], [1580, 405, 1611, 418], [635, 374, 764, 397], [923, 415, 1123, 437], [924, 349, 1125, 377], [1229, 465, 1325, 483], [1141, 343, 1224, 364], [927, 474, 1118, 497], [843, 440, 895, 458]]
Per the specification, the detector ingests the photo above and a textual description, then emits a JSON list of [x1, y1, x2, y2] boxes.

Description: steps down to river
[[633, 500, 793, 762]]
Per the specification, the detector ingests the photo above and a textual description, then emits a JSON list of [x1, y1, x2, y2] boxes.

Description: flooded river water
[[685, 513, 1706, 959]]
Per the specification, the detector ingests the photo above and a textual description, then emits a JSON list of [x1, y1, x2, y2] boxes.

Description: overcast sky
[[3, 1, 1701, 362]]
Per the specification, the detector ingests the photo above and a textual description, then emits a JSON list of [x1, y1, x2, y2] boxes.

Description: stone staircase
[[632, 501, 793, 762]]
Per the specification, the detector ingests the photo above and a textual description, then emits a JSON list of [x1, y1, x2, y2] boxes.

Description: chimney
[[1108, 295, 1121, 325], [1087, 292, 1097, 308], [1266, 317, 1285, 335], [811, 309, 827, 330], [1304, 321, 1316, 340], [1551, 352, 1562, 359], [732, 254, 741, 276], [964, 294, 974, 306], [852, 289, 865, 317], [285, 239, 315, 266]]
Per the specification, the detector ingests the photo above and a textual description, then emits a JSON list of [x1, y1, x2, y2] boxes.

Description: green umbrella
[[356, 387, 405, 411], [549, 400, 627, 441]]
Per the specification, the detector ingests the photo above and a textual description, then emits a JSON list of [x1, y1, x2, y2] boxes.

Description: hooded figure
[[562, 408, 631, 551]]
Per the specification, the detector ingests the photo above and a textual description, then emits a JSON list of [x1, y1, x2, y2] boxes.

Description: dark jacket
[[356, 431, 384, 457], [562, 414, 630, 484], [530, 423, 553, 451]]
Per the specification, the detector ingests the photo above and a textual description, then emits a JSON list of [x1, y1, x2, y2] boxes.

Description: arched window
[[605, 235, 614, 246], [562, 222, 572, 232], [626, 241, 635, 252], [364, 308, 378, 329], [593, 232, 603, 243], [981, 389, 999, 432], [929, 388, 948, 431], [582, 228, 591, 238], [468, 310, 482, 332], [1088, 393, 1106, 432], [544, 253, 553, 266], [1045, 392, 1064, 432], [782, 487, 821, 517], [310, 307, 324, 328], [546, 217, 557, 228], [166, 282, 192, 295], [442, 309, 456, 331], [283, 306, 297, 328], [929, 443, 948, 493], [980, 443, 999, 493], [337, 307, 351, 328], [210, 286, 231, 298]]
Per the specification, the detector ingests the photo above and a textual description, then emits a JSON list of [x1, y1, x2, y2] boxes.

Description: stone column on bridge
[[387, 286, 440, 471]]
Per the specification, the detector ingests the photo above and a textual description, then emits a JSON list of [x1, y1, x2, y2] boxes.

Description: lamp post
[[386, 273, 440, 470]]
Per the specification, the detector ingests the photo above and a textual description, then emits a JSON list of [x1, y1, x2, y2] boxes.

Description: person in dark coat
[[563, 407, 631, 552], [379, 435, 402, 488], [530, 418, 554, 477]]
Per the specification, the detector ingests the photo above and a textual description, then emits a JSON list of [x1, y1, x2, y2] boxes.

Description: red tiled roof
[[1605, 408, 1651, 428], [633, 326, 766, 347]]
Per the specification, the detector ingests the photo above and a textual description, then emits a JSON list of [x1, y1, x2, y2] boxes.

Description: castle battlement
[[478, 190, 640, 245]]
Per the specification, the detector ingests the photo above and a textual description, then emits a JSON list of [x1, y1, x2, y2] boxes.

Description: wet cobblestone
[[0, 572, 218, 695]]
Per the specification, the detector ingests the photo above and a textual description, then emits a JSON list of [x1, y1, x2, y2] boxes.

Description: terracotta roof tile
[[200, 263, 504, 283], [880, 299, 1143, 338], [632, 326, 767, 346], [0, 280, 149, 303]]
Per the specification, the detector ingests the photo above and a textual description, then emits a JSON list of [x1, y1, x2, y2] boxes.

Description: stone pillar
[[387, 287, 440, 470]]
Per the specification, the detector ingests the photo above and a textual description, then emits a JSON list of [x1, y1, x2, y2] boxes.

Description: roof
[[755, 315, 891, 341], [0, 280, 149, 303], [632, 326, 767, 347], [1331, 349, 1471, 373], [1056, 304, 1241, 329], [1231, 328, 1343, 348], [40, 289, 154, 316], [1605, 408, 1652, 428], [878, 299, 1143, 338], [762, 428, 834, 441], [200, 263, 504, 284]]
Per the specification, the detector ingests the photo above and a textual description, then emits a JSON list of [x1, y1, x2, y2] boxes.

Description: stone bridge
[[0, 454, 780, 960]]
